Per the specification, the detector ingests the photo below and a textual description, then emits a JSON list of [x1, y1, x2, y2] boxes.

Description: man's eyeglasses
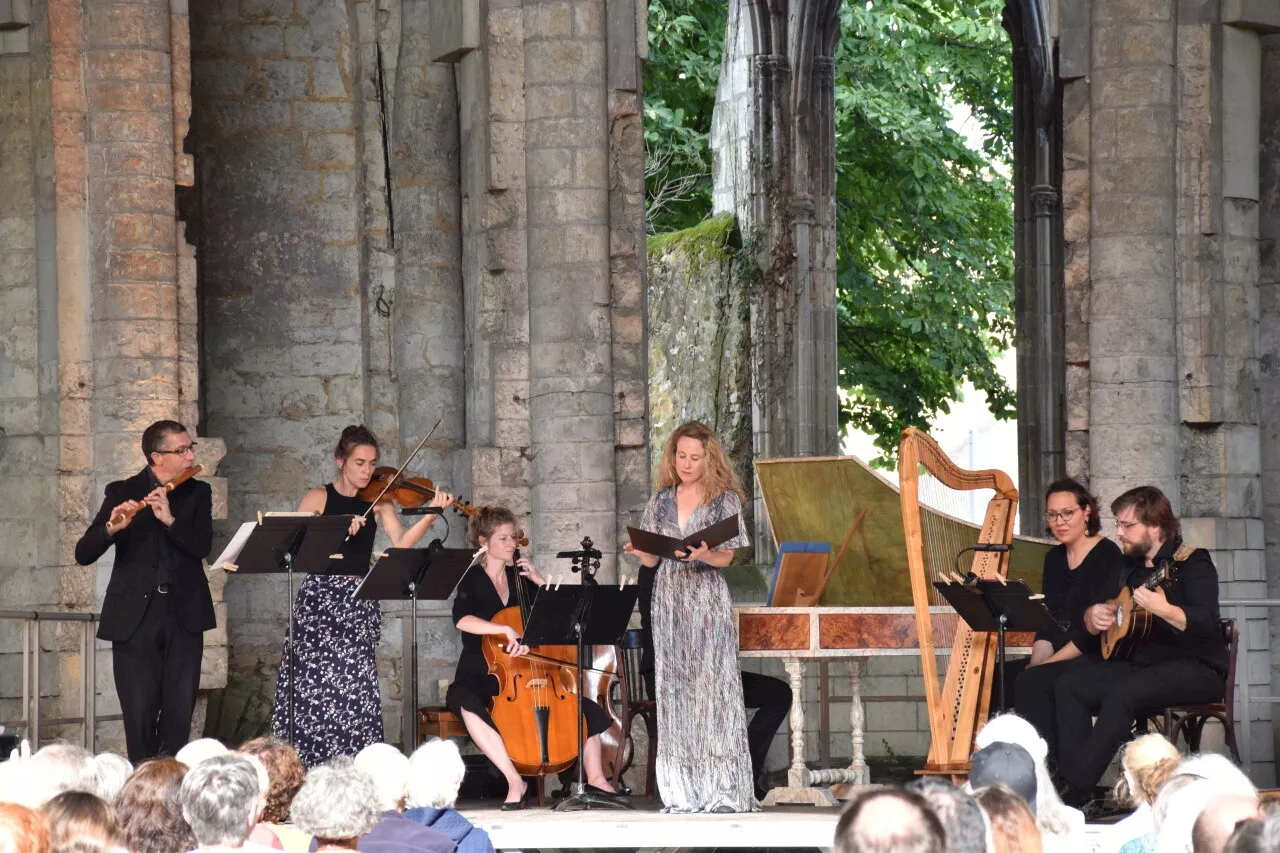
[[1115, 519, 1142, 531], [155, 443, 198, 456], [1043, 509, 1078, 523]]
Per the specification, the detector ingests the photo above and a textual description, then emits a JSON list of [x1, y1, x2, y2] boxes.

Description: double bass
[[479, 537, 630, 781]]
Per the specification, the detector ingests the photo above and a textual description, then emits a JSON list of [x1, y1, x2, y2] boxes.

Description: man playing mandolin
[[1015, 485, 1228, 809]]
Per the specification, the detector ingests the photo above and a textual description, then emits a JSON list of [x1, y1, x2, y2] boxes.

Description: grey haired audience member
[[906, 777, 987, 853], [178, 754, 260, 849], [28, 743, 98, 804], [833, 786, 945, 853], [289, 760, 380, 851], [1225, 807, 1280, 853], [91, 754, 132, 804], [1192, 794, 1261, 853]]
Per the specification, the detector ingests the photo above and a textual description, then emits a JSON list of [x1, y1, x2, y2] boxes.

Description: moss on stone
[[646, 213, 740, 276]]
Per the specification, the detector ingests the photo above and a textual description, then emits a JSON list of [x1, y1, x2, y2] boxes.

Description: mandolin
[[1101, 559, 1175, 660]]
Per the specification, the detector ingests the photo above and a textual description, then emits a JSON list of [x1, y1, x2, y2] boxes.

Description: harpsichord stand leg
[[762, 658, 837, 807]]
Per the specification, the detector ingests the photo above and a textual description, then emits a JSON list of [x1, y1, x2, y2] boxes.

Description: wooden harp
[[898, 428, 1018, 776]]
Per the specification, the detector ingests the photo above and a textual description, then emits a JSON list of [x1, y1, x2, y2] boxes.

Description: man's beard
[[1121, 533, 1153, 558]]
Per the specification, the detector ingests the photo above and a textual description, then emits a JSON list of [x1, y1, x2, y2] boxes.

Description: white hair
[[1154, 776, 1219, 853], [93, 752, 133, 804], [175, 738, 229, 768], [1175, 753, 1256, 797], [238, 753, 272, 814], [352, 743, 409, 812], [180, 754, 260, 848], [26, 742, 98, 806], [974, 713, 1085, 844], [405, 739, 466, 809], [290, 760, 380, 841]]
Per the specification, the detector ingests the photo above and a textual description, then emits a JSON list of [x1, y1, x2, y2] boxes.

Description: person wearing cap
[[969, 742, 1038, 814]]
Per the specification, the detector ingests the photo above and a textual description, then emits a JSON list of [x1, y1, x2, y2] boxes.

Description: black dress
[[445, 563, 610, 737], [271, 484, 382, 767], [1037, 537, 1125, 654]]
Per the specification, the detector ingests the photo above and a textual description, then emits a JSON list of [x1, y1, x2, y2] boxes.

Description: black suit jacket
[[75, 467, 216, 643]]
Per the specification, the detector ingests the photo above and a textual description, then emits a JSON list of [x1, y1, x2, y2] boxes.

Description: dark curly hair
[[237, 737, 305, 824], [468, 505, 517, 547], [1044, 477, 1102, 536], [114, 759, 195, 853], [334, 424, 379, 461]]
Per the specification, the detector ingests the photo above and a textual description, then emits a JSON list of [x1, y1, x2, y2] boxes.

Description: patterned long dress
[[270, 484, 383, 767], [641, 486, 757, 812]]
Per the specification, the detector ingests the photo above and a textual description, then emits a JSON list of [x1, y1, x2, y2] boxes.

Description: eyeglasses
[[155, 443, 198, 456], [1043, 509, 1079, 524], [1115, 519, 1142, 531]]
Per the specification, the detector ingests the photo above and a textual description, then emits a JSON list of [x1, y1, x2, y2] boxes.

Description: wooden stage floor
[[456, 797, 1117, 851], [456, 798, 840, 851]]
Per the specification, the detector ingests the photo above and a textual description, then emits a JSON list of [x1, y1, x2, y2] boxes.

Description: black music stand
[[520, 539, 638, 811], [225, 514, 354, 745], [933, 577, 1062, 711], [355, 543, 480, 749]]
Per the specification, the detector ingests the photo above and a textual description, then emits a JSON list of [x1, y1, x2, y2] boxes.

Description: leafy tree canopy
[[645, 0, 1017, 464]]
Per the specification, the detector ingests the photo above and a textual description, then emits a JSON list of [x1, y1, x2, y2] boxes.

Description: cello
[[480, 534, 582, 776]]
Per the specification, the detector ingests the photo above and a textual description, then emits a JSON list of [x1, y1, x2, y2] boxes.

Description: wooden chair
[[416, 705, 548, 806], [613, 628, 659, 798], [1140, 618, 1240, 763]]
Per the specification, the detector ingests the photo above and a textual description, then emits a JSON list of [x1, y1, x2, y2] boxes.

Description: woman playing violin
[[447, 506, 620, 809], [270, 424, 452, 767]]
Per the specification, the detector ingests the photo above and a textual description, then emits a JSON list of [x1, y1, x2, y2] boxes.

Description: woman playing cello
[[446, 505, 620, 809]]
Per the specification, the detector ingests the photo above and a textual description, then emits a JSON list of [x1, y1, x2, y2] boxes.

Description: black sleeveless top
[[323, 483, 377, 575]]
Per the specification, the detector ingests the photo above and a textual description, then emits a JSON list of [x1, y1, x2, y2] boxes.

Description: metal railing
[[0, 610, 121, 751]]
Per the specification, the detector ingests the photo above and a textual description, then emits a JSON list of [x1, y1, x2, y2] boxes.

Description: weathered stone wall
[[0, 0, 227, 751], [1057, 0, 1279, 782]]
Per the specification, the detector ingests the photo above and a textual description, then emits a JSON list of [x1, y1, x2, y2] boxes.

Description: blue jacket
[[401, 808, 493, 853], [358, 812, 455, 853]]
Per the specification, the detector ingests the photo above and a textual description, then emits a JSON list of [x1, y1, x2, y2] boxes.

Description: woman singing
[[623, 421, 755, 813], [271, 425, 451, 767], [446, 506, 620, 809]]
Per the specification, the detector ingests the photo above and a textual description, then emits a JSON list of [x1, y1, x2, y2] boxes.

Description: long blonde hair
[[656, 422, 741, 505]]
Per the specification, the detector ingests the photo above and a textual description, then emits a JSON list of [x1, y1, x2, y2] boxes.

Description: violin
[[108, 465, 203, 527], [356, 466, 476, 517]]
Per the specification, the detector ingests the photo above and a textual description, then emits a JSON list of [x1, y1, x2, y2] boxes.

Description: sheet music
[[213, 521, 257, 570]]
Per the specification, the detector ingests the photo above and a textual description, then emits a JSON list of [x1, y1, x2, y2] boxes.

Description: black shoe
[[712, 805, 736, 814], [584, 783, 628, 800], [500, 799, 525, 811]]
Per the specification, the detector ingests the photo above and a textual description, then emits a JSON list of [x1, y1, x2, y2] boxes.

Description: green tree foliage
[[645, 0, 1016, 462]]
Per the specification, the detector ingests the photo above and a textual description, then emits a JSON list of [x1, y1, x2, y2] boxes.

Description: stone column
[[1086, 0, 1179, 505]]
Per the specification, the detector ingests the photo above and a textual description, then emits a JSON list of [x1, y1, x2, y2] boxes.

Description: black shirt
[[1118, 536, 1228, 674], [1038, 537, 1126, 654], [146, 468, 174, 587], [450, 563, 531, 683], [322, 483, 377, 575]]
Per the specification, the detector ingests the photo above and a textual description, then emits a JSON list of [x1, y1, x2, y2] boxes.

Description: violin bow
[[359, 416, 442, 520]]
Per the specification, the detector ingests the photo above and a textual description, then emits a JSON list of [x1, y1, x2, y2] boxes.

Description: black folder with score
[[626, 515, 741, 561]]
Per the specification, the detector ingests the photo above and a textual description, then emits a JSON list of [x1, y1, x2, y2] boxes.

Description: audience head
[[90, 755, 132, 806], [975, 784, 1042, 853], [1117, 733, 1181, 807], [969, 742, 1037, 814], [1191, 793, 1260, 853], [833, 786, 945, 853], [352, 743, 409, 812], [0, 803, 49, 853], [174, 739, 229, 769], [1225, 807, 1280, 853], [1178, 754, 1257, 798], [114, 758, 195, 853], [905, 777, 987, 853], [39, 791, 121, 853], [179, 755, 260, 849], [406, 739, 466, 810], [974, 713, 1080, 839], [1155, 777, 1222, 853], [26, 744, 98, 806], [289, 760, 380, 849], [236, 737, 304, 824]]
